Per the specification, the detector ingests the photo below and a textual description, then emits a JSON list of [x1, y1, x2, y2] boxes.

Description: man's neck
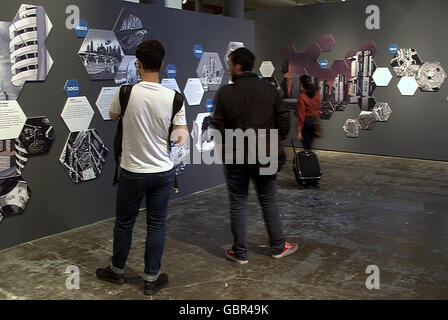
[[140, 72, 160, 84]]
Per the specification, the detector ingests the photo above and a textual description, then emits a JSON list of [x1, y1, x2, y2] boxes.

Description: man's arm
[[171, 125, 189, 146], [210, 89, 226, 135]]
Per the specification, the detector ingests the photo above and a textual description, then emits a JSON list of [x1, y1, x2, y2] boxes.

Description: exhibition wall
[[0, 0, 254, 250], [247, 0, 448, 161]]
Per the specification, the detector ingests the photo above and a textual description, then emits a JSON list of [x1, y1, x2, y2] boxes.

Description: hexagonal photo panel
[[59, 129, 108, 183], [184, 78, 204, 106], [390, 48, 422, 77], [95, 87, 119, 121], [224, 41, 244, 68], [397, 76, 419, 96], [372, 67, 393, 87], [0, 176, 31, 217], [0, 139, 28, 180], [115, 55, 140, 86], [191, 113, 214, 153], [415, 62, 447, 92], [196, 52, 224, 91], [0, 100, 27, 140], [373, 103, 392, 122], [170, 139, 190, 176], [9, 4, 53, 86], [78, 29, 124, 80], [18, 117, 55, 155], [343, 119, 361, 138], [0, 21, 23, 100], [347, 51, 377, 110], [61, 96, 95, 132], [260, 61, 275, 78], [113, 8, 150, 56], [358, 111, 376, 130]]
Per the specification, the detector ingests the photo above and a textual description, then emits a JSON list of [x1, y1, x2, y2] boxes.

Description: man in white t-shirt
[[96, 40, 188, 296]]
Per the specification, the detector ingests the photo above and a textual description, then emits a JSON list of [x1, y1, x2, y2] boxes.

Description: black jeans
[[223, 164, 285, 260], [111, 168, 174, 278], [301, 117, 315, 151]]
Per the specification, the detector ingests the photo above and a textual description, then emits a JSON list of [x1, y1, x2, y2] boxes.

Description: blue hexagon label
[[74, 19, 90, 38], [320, 59, 329, 69], [193, 45, 203, 59], [206, 99, 214, 112], [64, 80, 81, 97], [388, 44, 398, 55], [257, 72, 263, 79], [166, 64, 177, 78]]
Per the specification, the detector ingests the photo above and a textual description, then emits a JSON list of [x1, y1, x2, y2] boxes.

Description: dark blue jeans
[[301, 117, 315, 151], [224, 164, 285, 260], [111, 168, 174, 277]]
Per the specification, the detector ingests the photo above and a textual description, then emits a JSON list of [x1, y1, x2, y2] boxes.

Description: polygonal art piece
[[358, 111, 376, 130], [113, 9, 150, 56], [59, 129, 108, 183], [373, 103, 392, 122], [343, 119, 361, 138], [184, 78, 204, 106], [224, 41, 244, 68], [318, 34, 335, 52], [19, 117, 55, 155], [0, 100, 27, 140], [397, 76, 419, 96], [115, 55, 140, 86], [78, 29, 124, 80], [259, 61, 275, 78], [170, 139, 190, 176], [61, 96, 95, 132], [348, 50, 377, 111], [95, 87, 119, 121], [0, 139, 28, 180], [196, 52, 224, 91], [372, 67, 393, 87], [191, 113, 215, 153], [9, 4, 53, 87], [390, 48, 422, 77], [415, 62, 447, 92], [0, 21, 22, 100], [0, 176, 31, 217]]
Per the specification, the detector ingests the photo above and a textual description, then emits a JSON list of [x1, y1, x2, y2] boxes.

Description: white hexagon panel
[[259, 61, 275, 78], [372, 67, 393, 87], [95, 87, 119, 121], [9, 4, 53, 86], [61, 96, 95, 132], [397, 76, 419, 96], [59, 129, 108, 183], [184, 78, 204, 106], [78, 29, 124, 80], [161, 78, 180, 92], [0, 100, 27, 140], [224, 41, 244, 68], [196, 52, 224, 91]]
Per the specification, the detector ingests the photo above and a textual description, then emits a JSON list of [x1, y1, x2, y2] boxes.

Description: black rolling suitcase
[[292, 140, 322, 187]]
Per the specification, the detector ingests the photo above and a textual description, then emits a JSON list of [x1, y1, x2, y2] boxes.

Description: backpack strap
[[113, 85, 133, 185]]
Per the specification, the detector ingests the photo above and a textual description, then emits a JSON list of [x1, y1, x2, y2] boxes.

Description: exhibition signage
[[166, 64, 177, 78], [0, 100, 27, 140], [161, 79, 181, 92], [320, 59, 329, 69], [61, 96, 95, 132], [194, 45, 203, 59], [64, 80, 81, 98], [95, 87, 119, 120], [388, 44, 398, 55], [74, 19, 90, 38], [206, 99, 214, 112], [184, 78, 204, 106]]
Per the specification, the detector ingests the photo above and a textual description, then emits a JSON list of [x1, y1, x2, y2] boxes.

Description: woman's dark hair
[[228, 47, 255, 72], [300, 75, 317, 99], [135, 40, 165, 72]]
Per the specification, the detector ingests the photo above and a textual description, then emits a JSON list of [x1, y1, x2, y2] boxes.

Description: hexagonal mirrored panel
[[18, 117, 55, 155], [78, 29, 124, 80], [390, 48, 422, 77], [397, 76, 419, 96], [318, 34, 335, 52], [61, 96, 95, 132], [96, 87, 119, 121], [0, 139, 28, 180], [260, 61, 275, 78], [0, 21, 23, 100], [161, 78, 180, 92], [224, 41, 244, 68], [9, 4, 53, 86], [343, 119, 361, 138], [373, 103, 392, 122], [358, 111, 376, 130], [115, 55, 140, 86], [372, 67, 393, 87], [113, 9, 150, 55], [59, 129, 108, 183], [415, 62, 447, 92], [196, 52, 224, 92], [191, 113, 214, 153], [0, 100, 27, 140], [184, 78, 204, 106], [0, 176, 31, 217]]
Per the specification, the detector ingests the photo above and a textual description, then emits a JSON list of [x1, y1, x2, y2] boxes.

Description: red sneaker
[[272, 242, 298, 259], [225, 249, 248, 264]]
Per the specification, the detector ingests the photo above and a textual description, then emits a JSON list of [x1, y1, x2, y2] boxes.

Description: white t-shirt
[[109, 81, 187, 173]]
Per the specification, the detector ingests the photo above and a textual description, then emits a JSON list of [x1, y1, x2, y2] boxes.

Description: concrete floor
[[0, 149, 447, 300]]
